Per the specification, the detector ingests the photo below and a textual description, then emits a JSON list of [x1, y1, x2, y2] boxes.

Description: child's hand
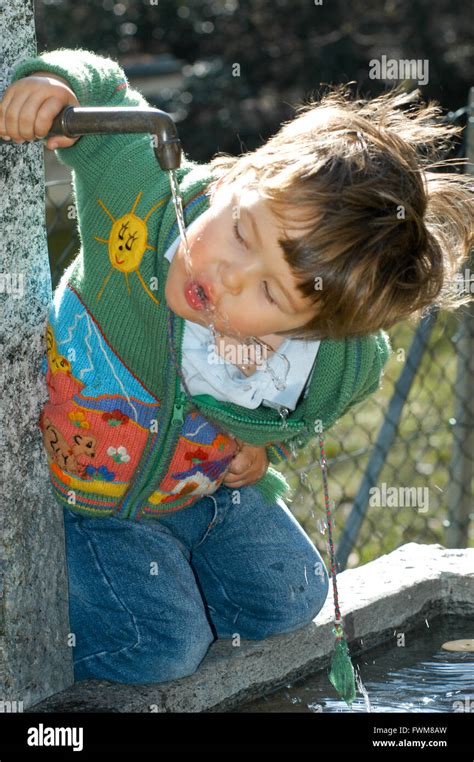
[[0, 72, 80, 150], [222, 437, 269, 488]]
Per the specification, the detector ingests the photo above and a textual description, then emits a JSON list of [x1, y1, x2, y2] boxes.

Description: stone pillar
[[0, 0, 73, 709]]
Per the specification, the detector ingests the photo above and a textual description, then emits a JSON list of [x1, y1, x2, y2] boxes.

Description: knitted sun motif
[[94, 191, 166, 304]]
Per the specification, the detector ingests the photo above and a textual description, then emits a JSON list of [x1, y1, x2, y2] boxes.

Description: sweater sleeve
[[343, 328, 392, 411], [10, 48, 151, 178], [265, 440, 295, 465], [265, 430, 314, 465]]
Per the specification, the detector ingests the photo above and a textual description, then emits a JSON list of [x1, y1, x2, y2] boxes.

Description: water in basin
[[234, 615, 474, 713]]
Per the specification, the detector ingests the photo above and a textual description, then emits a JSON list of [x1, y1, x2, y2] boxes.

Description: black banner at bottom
[[0, 711, 472, 758]]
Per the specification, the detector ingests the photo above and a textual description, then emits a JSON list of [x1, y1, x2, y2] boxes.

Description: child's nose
[[220, 261, 251, 295], [221, 268, 241, 295]]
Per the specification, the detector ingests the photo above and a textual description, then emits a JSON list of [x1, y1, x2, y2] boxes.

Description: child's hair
[[206, 84, 473, 341]]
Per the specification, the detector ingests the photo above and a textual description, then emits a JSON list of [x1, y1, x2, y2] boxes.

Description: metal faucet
[[1, 105, 182, 170], [49, 106, 182, 170]]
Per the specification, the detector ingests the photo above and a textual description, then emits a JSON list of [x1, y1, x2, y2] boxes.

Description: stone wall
[[0, 0, 74, 708]]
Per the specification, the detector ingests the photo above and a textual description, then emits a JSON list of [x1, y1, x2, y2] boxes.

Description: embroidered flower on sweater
[[102, 409, 130, 426], [68, 411, 90, 429], [107, 446, 131, 463], [85, 464, 116, 481]]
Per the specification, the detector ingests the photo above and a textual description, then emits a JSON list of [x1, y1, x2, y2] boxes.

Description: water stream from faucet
[[167, 169, 290, 400]]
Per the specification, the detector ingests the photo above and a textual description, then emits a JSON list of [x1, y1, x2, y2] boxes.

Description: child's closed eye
[[232, 222, 276, 306], [232, 220, 246, 247]]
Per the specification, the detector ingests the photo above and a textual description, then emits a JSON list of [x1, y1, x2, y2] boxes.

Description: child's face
[[164, 181, 317, 340]]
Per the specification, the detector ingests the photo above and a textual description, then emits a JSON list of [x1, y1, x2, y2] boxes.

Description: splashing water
[[289, 440, 299, 459], [169, 170, 193, 279], [300, 471, 310, 489], [234, 615, 474, 713], [168, 169, 226, 351], [167, 170, 291, 394], [355, 667, 372, 712]]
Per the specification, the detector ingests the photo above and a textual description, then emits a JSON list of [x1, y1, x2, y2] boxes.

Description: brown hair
[[205, 84, 473, 341]]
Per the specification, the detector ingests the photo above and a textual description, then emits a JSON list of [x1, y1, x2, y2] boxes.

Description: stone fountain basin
[[27, 542, 474, 713]]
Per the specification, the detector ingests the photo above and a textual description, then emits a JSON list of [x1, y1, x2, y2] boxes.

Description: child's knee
[[282, 554, 330, 629], [298, 571, 330, 625], [162, 630, 215, 682], [234, 562, 330, 640], [280, 572, 330, 633]]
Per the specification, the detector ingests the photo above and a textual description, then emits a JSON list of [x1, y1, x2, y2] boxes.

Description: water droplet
[[289, 440, 299, 459], [355, 669, 371, 712], [318, 519, 327, 535], [299, 471, 309, 487]]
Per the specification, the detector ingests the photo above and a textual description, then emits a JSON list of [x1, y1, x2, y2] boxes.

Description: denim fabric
[[63, 483, 329, 685]]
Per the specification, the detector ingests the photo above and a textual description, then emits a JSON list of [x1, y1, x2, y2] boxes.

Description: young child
[[1, 49, 471, 686]]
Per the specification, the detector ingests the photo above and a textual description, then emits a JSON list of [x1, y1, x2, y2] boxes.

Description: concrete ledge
[[26, 543, 474, 713]]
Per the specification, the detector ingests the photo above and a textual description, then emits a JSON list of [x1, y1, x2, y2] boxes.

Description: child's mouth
[[184, 281, 211, 311]]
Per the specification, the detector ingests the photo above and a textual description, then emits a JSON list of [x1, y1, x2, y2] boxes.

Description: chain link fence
[[44, 96, 473, 572]]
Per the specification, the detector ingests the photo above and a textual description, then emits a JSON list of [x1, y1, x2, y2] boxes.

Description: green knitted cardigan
[[12, 49, 393, 518]]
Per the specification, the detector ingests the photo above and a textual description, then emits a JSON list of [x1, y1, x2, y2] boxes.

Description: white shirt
[[164, 217, 320, 411]]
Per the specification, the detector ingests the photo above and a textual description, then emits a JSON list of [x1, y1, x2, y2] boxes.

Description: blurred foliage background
[[35, 0, 473, 162], [36, 0, 473, 566]]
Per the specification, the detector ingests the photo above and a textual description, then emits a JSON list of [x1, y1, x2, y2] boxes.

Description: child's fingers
[[222, 454, 251, 487], [222, 464, 263, 488], [222, 447, 269, 487], [0, 80, 79, 147], [34, 98, 80, 149], [0, 92, 78, 148], [43, 135, 80, 150], [27, 94, 66, 140], [0, 91, 23, 141], [222, 472, 249, 488], [0, 89, 41, 142], [229, 445, 268, 474], [226, 452, 251, 475]]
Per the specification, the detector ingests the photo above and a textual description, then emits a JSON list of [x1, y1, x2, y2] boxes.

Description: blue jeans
[[63, 483, 330, 685]]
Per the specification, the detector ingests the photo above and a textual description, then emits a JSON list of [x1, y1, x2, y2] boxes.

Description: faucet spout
[[48, 105, 182, 170]]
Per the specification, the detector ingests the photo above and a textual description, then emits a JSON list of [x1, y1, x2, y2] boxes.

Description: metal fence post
[[0, 0, 74, 707], [446, 88, 474, 548], [336, 310, 439, 571]]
